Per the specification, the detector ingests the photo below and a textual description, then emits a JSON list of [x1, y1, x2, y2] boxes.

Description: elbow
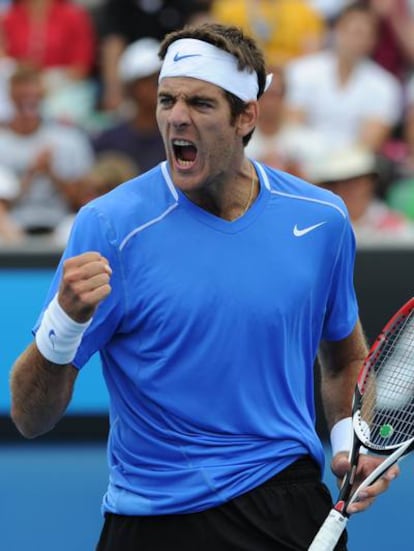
[[10, 406, 53, 440]]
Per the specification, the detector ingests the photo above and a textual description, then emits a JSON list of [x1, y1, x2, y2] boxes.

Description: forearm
[[100, 34, 127, 110], [10, 253, 111, 438], [359, 120, 393, 153], [320, 359, 360, 430], [319, 320, 368, 431], [10, 342, 78, 439]]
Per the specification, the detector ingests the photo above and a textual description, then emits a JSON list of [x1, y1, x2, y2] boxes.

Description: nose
[[168, 99, 191, 128]]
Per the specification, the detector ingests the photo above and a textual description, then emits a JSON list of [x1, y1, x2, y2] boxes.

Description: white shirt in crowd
[[285, 50, 402, 150]]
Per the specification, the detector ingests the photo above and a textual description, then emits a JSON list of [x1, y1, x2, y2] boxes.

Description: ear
[[236, 101, 259, 139]]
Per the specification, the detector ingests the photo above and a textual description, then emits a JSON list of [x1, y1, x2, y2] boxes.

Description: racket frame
[[308, 297, 414, 550]]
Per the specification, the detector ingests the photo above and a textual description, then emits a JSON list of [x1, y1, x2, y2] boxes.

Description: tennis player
[[9, 22, 398, 550]]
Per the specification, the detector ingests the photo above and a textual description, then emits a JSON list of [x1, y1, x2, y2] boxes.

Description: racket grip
[[308, 509, 348, 551]]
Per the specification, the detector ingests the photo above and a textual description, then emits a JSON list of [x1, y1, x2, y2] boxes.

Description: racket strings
[[360, 310, 414, 449]]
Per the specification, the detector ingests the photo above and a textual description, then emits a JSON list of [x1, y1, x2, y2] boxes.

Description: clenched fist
[[58, 252, 112, 323]]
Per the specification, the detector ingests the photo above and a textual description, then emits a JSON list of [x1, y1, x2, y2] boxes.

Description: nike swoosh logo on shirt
[[173, 53, 202, 62], [293, 222, 327, 237]]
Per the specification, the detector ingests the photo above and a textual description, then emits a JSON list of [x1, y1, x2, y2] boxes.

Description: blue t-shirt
[[35, 161, 358, 515]]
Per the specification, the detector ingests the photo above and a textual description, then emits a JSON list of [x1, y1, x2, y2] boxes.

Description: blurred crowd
[[1, 0, 414, 248]]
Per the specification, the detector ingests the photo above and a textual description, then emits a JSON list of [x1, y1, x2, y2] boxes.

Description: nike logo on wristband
[[48, 328, 56, 350]]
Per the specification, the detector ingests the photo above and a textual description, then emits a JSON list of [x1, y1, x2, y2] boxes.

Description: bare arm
[[99, 34, 127, 112], [319, 319, 368, 431], [9, 252, 112, 439], [358, 119, 394, 153], [10, 344, 79, 439], [319, 319, 399, 513], [382, 0, 414, 64]]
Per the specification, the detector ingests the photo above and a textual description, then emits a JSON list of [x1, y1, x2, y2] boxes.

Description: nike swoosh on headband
[[173, 53, 202, 62]]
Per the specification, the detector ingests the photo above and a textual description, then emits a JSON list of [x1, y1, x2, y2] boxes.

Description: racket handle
[[308, 509, 348, 551]]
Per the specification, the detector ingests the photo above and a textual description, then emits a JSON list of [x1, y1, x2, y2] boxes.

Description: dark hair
[[332, 1, 374, 26], [159, 22, 267, 146], [10, 63, 42, 86]]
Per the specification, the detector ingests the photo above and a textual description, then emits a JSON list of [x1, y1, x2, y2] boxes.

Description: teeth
[[173, 139, 193, 146], [177, 159, 194, 167]]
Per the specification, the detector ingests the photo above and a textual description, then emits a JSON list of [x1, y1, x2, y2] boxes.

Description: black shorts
[[96, 456, 347, 551]]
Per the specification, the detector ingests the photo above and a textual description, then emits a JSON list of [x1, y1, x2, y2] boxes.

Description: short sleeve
[[322, 218, 359, 341]]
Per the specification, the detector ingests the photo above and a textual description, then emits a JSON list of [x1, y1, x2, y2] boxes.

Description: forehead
[[158, 76, 226, 99], [337, 9, 376, 28]]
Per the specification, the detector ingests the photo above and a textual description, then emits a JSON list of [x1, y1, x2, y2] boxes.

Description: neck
[[185, 160, 259, 222], [25, 0, 53, 17], [10, 115, 41, 135], [336, 55, 357, 85]]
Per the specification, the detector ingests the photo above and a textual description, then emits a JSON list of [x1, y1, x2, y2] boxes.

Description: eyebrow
[[158, 91, 218, 103]]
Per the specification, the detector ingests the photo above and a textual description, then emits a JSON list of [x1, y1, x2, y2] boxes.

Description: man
[[9, 22, 398, 550], [307, 145, 414, 244], [0, 63, 95, 235], [92, 37, 165, 173], [285, 1, 402, 153], [245, 64, 328, 180], [210, 0, 325, 67], [97, 0, 212, 111]]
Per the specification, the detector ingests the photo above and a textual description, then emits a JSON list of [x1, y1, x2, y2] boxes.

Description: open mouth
[[172, 139, 198, 168]]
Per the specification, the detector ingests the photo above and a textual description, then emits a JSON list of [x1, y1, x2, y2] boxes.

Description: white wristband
[[330, 417, 353, 457], [35, 293, 92, 365]]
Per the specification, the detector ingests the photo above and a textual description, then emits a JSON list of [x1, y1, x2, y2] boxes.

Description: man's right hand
[[58, 252, 112, 323]]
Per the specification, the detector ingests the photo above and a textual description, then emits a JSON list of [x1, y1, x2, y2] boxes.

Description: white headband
[[159, 38, 272, 102]]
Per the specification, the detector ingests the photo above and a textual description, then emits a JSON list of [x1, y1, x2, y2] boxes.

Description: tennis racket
[[308, 296, 414, 551]]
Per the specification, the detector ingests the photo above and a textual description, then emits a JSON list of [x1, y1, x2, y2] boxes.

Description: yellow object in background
[[210, 0, 326, 66]]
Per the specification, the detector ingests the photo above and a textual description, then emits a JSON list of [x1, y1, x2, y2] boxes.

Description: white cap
[[0, 165, 20, 200], [119, 38, 162, 83], [307, 145, 377, 184]]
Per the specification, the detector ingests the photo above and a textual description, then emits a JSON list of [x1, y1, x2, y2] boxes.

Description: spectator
[[54, 151, 138, 246], [246, 65, 327, 178], [97, 0, 212, 111], [382, 74, 414, 220], [307, 145, 414, 243], [0, 164, 24, 243], [285, 1, 402, 154], [1, 0, 98, 125], [369, 0, 414, 82], [374, 70, 414, 188], [92, 37, 165, 172], [386, 175, 414, 222], [210, 0, 326, 66], [0, 64, 95, 235], [400, 71, 414, 175], [0, 26, 16, 122]]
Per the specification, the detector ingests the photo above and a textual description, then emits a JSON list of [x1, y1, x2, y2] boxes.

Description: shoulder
[[258, 163, 349, 220], [92, 123, 128, 149], [76, 163, 178, 248], [52, 1, 92, 20], [87, 164, 170, 214], [358, 60, 401, 92]]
